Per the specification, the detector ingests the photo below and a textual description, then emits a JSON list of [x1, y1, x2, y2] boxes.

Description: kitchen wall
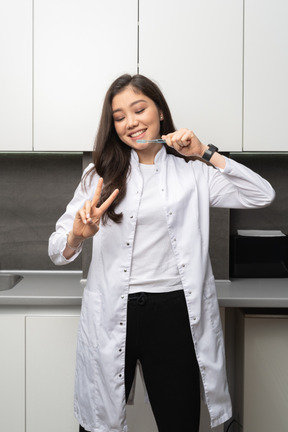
[[1, 152, 286, 279]]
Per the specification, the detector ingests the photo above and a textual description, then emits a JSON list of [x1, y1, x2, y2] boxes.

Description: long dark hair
[[85, 74, 177, 224]]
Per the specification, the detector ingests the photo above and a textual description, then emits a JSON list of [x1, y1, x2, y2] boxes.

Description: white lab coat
[[49, 147, 275, 431]]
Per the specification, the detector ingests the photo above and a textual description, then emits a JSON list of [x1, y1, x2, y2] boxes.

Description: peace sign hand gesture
[[65, 178, 119, 256]]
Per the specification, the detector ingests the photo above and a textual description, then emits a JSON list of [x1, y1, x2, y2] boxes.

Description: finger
[[79, 208, 88, 224], [162, 134, 172, 147], [180, 130, 194, 146], [83, 199, 92, 220], [164, 131, 184, 148], [98, 188, 119, 215], [91, 177, 104, 207]]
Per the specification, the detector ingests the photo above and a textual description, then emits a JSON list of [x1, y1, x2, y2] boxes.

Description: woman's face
[[112, 85, 163, 163]]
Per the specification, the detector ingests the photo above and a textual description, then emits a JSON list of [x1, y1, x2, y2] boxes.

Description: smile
[[129, 129, 146, 138]]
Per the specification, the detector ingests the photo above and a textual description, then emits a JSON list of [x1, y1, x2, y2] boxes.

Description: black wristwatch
[[202, 144, 219, 161]]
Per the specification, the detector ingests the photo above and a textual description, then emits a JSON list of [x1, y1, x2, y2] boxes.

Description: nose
[[127, 114, 138, 129]]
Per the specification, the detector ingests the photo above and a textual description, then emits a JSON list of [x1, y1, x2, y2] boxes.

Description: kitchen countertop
[[0, 270, 84, 306], [0, 270, 287, 307], [216, 278, 288, 308]]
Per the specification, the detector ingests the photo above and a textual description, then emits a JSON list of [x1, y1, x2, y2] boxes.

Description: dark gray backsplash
[[0, 153, 83, 270], [1, 152, 285, 279]]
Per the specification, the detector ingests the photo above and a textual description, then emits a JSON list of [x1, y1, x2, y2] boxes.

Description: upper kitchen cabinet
[[244, 0, 288, 151], [0, 0, 32, 151], [138, 0, 243, 152], [34, 0, 137, 152]]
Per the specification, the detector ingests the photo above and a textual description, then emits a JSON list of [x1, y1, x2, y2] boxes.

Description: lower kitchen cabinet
[[26, 316, 80, 432], [243, 315, 288, 431], [0, 315, 25, 432], [0, 310, 80, 432]]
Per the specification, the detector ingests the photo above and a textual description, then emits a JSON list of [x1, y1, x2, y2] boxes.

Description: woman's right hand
[[66, 177, 119, 252]]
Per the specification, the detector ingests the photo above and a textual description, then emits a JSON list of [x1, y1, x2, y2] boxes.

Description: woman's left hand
[[162, 128, 206, 157]]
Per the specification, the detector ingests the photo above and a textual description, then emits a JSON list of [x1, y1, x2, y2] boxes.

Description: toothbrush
[[136, 139, 166, 143]]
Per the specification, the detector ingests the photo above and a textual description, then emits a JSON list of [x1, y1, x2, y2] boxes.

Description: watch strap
[[202, 144, 219, 161]]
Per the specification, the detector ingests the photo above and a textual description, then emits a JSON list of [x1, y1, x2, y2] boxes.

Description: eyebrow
[[112, 99, 147, 114]]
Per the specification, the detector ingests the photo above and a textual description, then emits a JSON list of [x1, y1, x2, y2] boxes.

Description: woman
[[49, 74, 275, 432]]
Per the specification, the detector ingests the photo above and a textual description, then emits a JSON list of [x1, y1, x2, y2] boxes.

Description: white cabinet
[[139, 0, 243, 152], [244, 315, 288, 431], [0, 310, 80, 432], [243, 0, 288, 151], [0, 0, 32, 151], [0, 315, 25, 431], [2, 0, 288, 153], [26, 315, 80, 432], [33, 0, 137, 151]]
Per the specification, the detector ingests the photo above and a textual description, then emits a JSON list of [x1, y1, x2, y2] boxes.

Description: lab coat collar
[[130, 145, 167, 166]]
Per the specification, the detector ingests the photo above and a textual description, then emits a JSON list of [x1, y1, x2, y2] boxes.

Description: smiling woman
[[48, 73, 275, 432]]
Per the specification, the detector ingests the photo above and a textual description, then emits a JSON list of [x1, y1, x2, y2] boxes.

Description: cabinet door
[[34, 0, 137, 151], [139, 0, 243, 152], [244, 316, 288, 430], [0, 315, 25, 431], [244, 0, 288, 151], [0, 0, 32, 151], [26, 316, 80, 432]]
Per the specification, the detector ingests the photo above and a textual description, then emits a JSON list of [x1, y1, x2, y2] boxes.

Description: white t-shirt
[[129, 163, 182, 294]]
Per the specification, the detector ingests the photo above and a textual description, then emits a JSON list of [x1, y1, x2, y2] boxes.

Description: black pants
[[80, 290, 200, 432]]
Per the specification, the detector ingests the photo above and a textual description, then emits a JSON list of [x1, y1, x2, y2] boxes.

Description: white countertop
[[0, 270, 84, 306], [0, 270, 287, 307], [216, 278, 288, 308]]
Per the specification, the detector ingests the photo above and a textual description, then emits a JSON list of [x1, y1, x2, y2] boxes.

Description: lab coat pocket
[[78, 288, 102, 350], [203, 276, 222, 336]]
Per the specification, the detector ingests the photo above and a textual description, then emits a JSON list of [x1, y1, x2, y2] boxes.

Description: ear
[[159, 112, 164, 121]]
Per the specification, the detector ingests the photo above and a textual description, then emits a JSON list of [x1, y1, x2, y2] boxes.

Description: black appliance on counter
[[230, 230, 288, 278]]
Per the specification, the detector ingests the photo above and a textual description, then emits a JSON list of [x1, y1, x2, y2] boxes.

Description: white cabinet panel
[[34, 0, 137, 151], [26, 315, 80, 432], [244, 0, 288, 151], [244, 316, 288, 430], [0, 0, 32, 151], [0, 315, 25, 431], [139, 0, 243, 152]]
